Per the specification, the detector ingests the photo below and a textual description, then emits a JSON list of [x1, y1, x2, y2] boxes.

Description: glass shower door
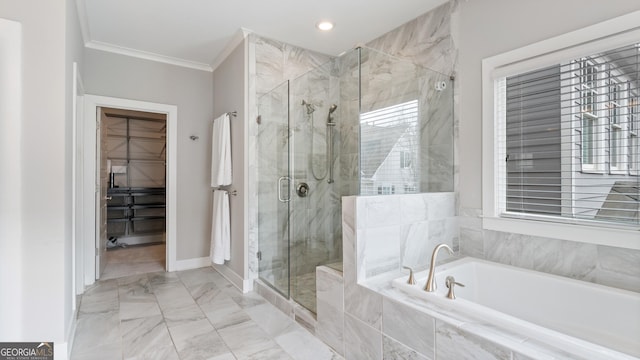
[[257, 81, 290, 297]]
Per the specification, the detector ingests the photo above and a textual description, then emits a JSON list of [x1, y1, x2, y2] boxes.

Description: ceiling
[[77, 0, 449, 71]]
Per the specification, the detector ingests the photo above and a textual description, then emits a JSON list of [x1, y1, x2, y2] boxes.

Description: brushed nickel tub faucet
[[424, 243, 454, 292]]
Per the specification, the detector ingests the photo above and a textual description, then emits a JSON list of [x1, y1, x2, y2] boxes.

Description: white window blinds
[[498, 43, 640, 226]]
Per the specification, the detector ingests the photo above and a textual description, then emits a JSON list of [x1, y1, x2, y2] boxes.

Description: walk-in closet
[[101, 107, 167, 279]]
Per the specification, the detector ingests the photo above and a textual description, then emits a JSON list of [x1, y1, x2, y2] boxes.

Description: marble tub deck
[[71, 267, 342, 360]]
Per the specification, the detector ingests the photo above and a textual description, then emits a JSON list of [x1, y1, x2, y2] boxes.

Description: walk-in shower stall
[[257, 47, 454, 313]]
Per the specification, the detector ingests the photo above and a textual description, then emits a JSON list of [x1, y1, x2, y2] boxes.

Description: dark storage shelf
[[107, 187, 165, 237]]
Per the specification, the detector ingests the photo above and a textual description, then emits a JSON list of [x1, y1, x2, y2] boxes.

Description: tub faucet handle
[[402, 266, 417, 285], [445, 276, 465, 300]]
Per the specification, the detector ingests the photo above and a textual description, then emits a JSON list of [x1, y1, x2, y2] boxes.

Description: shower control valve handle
[[296, 183, 309, 197]]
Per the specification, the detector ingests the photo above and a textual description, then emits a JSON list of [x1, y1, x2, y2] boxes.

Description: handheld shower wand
[[326, 104, 337, 183], [327, 104, 338, 125]]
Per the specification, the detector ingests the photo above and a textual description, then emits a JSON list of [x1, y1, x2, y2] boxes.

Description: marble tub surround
[[458, 207, 640, 293], [71, 267, 341, 360], [354, 193, 457, 279], [341, 194, 460, 360], [374, 278, 637, 360], [340, 193, 628, 360], [392, 257, 640, 359]]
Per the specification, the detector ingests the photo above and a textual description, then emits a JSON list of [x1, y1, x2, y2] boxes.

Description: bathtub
[[392, 257, 640, 359]]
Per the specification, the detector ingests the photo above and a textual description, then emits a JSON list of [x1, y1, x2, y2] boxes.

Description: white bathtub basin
[[392, 257, 640, 359]]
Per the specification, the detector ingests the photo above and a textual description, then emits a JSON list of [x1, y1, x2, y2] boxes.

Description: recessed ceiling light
[[316, 21, 334, 31]]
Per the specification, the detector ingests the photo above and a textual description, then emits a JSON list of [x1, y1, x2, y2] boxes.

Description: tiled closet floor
[[71, 267, 342, 360], [101, 243, 165, 280]]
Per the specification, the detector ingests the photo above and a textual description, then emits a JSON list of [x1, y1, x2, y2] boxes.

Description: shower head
[[327, 104, 338, 124]]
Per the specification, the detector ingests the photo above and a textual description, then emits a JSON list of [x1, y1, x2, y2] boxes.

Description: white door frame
[[82, 95, 178, 287], [72, 62, 84, 304]]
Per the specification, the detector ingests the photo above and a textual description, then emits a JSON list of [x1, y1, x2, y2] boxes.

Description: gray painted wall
[[84, 49, 214, 261], [65, 0, 86, 346], [0, 0, 84, 349], [212, 40, 247, 278]]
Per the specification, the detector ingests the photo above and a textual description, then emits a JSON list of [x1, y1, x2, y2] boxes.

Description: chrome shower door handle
[[278, 176, 291, 203]]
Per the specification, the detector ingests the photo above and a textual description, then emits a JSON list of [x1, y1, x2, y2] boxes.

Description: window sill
[[579, 169, 604, 175], [482, 216, 640, 250]]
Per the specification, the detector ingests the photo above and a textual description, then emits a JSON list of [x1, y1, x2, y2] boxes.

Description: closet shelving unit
[[106, 113, 167, 241]]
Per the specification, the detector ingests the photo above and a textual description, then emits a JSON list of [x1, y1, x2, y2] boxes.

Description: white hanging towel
[[211, 113, 232, 187], [210, 190, 230, 264]]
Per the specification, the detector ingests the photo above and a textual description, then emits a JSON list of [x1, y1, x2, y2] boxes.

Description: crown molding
[[86, 40, 213, 72], [211, 27, 252, 72]]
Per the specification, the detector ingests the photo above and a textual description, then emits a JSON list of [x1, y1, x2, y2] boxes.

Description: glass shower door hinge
[[257, 251, 262, 261]]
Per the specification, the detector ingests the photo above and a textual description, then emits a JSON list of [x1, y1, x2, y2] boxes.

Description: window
[[577, 59, 600, 172], [628, 95, 639, 176], [360, 100, 419, 195], [400, 151, 412, 169], [482, 12, 640, 248], [608, 79, 625, 173], [377, 185, 395, 195], [501, 45, 639, 225]]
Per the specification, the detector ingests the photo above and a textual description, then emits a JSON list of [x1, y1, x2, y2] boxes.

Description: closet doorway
[[83, 95, 177, 286], [100, 107, 167, 279]]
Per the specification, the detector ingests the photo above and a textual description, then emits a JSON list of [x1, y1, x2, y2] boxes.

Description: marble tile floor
[[72, 266, 342, 360], [101, 243, 166, 280]]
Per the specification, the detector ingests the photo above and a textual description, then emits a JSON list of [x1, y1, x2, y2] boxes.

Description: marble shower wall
[[364, 1, 457, 78], [362, 0, 457, 194], [289, 59, 343, 278], [248, 34, 340, 284], [358, 48, 452, 194], [250, 0, 459, 284]]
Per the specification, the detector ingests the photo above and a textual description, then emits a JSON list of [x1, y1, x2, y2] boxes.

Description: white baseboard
[[212, 264, 253, 293], [174, 257, 210, 271], [63, 303, 78, 360]]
